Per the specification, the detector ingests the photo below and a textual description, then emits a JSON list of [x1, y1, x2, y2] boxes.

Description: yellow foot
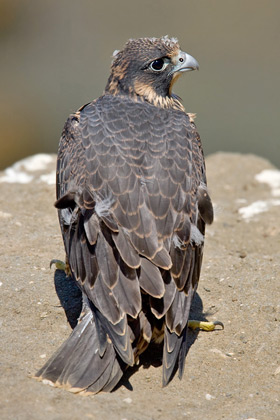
[[188, 320, 224, 331], [50, 258, 71, 276]]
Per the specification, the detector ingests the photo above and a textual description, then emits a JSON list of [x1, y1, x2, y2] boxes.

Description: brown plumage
[[35, 36, 214, 393]]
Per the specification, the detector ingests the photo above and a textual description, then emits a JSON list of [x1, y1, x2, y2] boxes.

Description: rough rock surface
[[0, 152, 279, 420]]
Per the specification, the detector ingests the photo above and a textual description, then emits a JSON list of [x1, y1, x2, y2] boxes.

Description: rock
[[0, 152, 279, 420]]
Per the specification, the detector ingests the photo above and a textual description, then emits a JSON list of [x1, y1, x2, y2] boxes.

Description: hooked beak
[[172, 51, 199, 74]]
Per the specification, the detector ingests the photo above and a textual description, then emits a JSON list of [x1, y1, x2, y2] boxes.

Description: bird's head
[[105, 36, 199, 108]]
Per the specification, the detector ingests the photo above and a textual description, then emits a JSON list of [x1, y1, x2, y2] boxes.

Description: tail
[[34, 306, 125, 394], [162, 325, 189, 387]]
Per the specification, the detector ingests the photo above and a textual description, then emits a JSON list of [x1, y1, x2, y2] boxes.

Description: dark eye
[[150, 58, 165, 71]]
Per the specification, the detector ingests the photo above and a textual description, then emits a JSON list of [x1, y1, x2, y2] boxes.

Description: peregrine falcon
[[35, 36, 222, 394]]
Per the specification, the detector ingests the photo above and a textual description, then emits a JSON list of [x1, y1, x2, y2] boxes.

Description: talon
[[213, 321, 224, 330], [50, 257, 71, 276], [188, 320, 224, 331], [50, 259, 66, 271]]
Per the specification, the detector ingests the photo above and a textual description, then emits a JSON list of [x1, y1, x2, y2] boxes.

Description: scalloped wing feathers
[[37, 93, 212, 393]]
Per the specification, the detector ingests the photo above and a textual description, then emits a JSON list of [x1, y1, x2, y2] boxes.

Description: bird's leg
[[188, 320, 224, 331], [50, 255, 71, 276]]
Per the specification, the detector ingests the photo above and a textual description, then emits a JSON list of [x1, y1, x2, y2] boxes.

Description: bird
[[35, 36, 223, 394]]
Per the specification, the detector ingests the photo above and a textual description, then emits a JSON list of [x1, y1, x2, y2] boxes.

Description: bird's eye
[[150, 58, 166, 71]]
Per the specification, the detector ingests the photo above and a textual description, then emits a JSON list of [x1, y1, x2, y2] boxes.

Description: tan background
[[0, 0, 279, 169]]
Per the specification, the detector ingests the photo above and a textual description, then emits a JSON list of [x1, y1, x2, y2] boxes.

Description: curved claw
[[213, 321, 224, 330], [50, 259, 66, 271]]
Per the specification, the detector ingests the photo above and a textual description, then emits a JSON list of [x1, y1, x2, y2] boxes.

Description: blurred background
[[0, 0, 279, 170]]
